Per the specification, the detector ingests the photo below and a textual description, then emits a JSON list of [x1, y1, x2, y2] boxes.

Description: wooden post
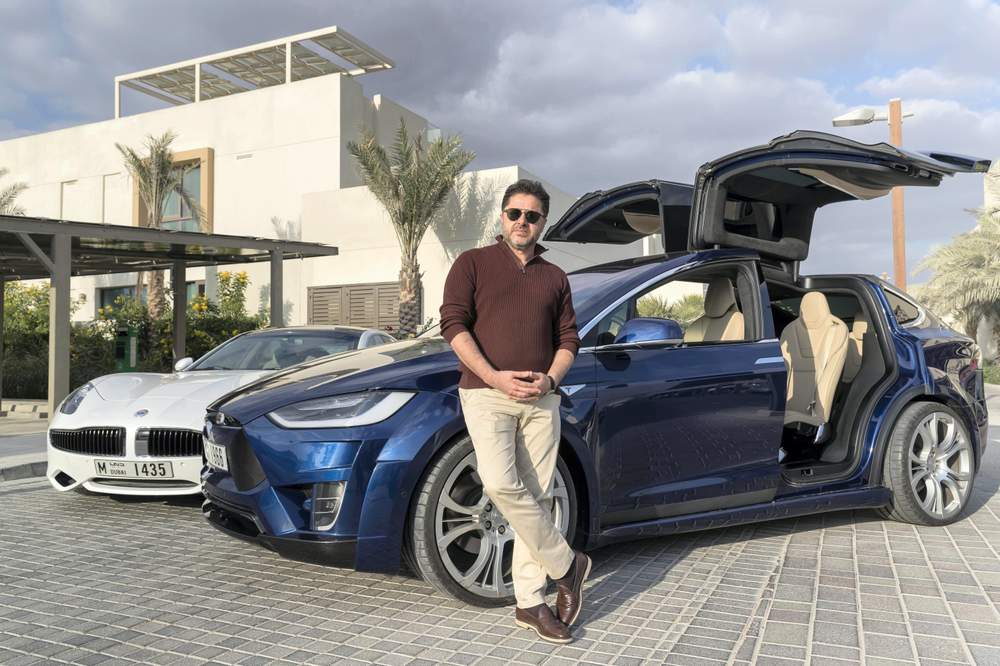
[[889, 98, 907, 291]]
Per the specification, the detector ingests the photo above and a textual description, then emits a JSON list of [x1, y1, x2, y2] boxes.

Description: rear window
[[884, 291, 921, 326]]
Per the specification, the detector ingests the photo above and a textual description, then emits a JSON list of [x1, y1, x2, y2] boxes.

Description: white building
[[0, 26, 647, 332]]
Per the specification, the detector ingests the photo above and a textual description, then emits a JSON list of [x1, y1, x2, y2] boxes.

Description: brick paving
[[1, 438, 998, 665]]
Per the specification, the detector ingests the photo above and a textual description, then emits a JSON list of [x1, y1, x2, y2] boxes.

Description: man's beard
[[505, 230, 535, 250]]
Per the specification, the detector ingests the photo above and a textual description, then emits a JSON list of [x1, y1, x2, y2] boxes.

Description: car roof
[[242, 325, 371, 336]]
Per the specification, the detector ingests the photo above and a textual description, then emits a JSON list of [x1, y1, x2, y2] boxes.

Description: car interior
[[581, 264, 758, 348], [766, 277, 891, 474]]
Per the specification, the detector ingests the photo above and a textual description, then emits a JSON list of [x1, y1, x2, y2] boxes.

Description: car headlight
[[59, 383, 95, 415], [267, 391, 415, 429]]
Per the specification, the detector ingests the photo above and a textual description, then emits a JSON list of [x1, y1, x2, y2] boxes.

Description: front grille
[[50, 428, 125, 456], [139, 429, 202, 458]]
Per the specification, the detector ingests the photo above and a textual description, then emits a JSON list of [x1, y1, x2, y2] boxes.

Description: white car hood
[[53, 370, 272, 432]]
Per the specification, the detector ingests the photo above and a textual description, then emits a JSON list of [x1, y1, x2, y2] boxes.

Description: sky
[[1, 0, 998, 277]]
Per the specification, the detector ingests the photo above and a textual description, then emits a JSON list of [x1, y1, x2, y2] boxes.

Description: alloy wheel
[[434, 451, 570, 600], [907, 411, 972, 520]]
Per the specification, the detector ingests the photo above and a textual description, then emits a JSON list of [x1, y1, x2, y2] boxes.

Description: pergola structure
[[114, 25, 394, 117], [0, 215, 339, 415]]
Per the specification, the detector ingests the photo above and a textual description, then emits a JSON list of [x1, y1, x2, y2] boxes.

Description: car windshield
[[416, 259, 675, 339], [189, 332, 361, 371]]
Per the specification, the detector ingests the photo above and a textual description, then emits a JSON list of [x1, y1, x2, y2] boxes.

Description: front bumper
[[202, 495, 357, 568], [46, 446, 202, 496]]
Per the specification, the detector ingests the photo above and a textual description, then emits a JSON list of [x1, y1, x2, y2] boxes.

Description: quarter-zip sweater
[[440, 236, 581, 390]]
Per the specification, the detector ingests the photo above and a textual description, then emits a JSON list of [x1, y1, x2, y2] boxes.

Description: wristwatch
[[546, 374, 558, 394]]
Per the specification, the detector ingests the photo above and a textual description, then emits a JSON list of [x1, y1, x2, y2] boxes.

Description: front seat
[[684, 278, 744, 343], [780, 291, 849, 428]]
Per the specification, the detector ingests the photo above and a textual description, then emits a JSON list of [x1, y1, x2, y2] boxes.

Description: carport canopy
[[0, 215, 339, 415]]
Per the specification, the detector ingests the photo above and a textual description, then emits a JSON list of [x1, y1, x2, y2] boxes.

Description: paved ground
[[1, 429, 999, 665]]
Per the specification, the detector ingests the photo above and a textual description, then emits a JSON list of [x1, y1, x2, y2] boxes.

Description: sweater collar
[[494, 234, 548, 261]]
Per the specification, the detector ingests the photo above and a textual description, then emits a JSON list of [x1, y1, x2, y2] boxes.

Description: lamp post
[[833, 99, 912, 290]]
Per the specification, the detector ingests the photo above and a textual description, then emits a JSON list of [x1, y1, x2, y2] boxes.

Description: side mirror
[[609, 317, 684, 347], [174, 357, 194, 372]]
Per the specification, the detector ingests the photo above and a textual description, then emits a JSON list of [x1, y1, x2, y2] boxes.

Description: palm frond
[[0, 167, 28, 215]]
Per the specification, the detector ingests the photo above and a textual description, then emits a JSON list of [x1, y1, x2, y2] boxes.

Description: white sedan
[[46, 326, 395, 496]]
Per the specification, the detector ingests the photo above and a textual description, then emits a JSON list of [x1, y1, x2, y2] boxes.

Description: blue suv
[[202, 131, 990, 606]]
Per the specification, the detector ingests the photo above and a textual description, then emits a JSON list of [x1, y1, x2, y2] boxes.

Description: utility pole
[[888, 99, 907, 291]]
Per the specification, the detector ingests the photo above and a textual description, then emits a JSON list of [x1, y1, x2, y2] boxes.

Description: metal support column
[[0, 278, 5, 415], [48, 234, 71, 415], [270, 249, 284, 327], [171, 261, 187, 364]]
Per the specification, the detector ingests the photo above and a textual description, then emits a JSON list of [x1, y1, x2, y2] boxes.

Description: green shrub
[[2, 274, 266, 398], [983, 364, 1000, 386]]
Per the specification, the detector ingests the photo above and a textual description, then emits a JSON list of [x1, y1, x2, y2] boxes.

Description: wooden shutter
[[307, 286, 343, 325], [308, 282, 413, 332]]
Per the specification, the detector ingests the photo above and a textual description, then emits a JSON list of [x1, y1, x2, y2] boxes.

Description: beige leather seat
[[780, 292, 849, 427], [841, 317, 868, 383], [684, 278, 745, 343]]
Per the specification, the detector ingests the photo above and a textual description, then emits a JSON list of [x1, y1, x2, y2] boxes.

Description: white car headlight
[[59, 383, 95, 415], [267, 391, 415, 429]]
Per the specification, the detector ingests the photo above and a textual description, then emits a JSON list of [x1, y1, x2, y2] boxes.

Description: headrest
[[705, 278, 737, 318], [852, 319, 869, 336], [800, 291, 832, 329]]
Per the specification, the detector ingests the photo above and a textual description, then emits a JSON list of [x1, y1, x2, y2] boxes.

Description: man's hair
[[501, 179, 550, 217]]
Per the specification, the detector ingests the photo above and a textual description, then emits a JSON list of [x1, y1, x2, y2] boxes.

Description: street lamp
[[833, 98, 913, 290]]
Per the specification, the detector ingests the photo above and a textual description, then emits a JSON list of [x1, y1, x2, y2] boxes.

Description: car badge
[[134, 409, 149, 418]]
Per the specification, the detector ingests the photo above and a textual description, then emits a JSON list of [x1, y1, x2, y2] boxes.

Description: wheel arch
[[869, 389, 982, 486]]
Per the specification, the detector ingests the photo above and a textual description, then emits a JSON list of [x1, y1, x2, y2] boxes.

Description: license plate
[[94, 459, 174, 479], [204, 440, 229, 471]]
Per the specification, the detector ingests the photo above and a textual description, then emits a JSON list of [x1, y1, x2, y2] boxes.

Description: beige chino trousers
[[459, 387, 575, 608]]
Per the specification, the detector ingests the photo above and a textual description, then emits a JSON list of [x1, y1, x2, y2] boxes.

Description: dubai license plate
[[94, 459, 174, 479], [204, 440, 229, 471]]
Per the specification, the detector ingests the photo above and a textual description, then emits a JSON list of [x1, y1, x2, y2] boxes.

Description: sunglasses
[[504, 207, 545, 224]]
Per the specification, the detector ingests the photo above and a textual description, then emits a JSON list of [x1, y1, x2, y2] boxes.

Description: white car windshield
[[190, 332, 361, 371]]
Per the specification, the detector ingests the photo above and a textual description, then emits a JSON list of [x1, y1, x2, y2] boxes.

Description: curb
[[0, 460, 47, 482]]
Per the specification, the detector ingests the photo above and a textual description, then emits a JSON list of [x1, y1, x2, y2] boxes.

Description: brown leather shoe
[[555, 551, 592, 626], [514, 603, 572, 644]]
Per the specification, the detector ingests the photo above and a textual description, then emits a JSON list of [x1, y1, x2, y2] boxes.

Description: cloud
[[860, 68, 1000, 103], [1, 0, 1000, 279]]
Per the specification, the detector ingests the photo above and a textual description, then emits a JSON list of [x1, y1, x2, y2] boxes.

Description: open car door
[[687, 131, 991, 275], [543, 180, 693, 251]]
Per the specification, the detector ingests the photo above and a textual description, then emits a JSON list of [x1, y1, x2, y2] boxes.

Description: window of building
[[161, 164, 202, 232], [98, 285, 147, 309], [186, 280, 206, 302], [132, 147, 213, 232]]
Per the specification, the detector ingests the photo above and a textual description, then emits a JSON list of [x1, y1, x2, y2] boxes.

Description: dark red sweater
[[440, 237, 581, 389]]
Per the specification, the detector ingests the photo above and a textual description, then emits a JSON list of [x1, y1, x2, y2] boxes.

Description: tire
[[877, 402, 976, 526], [404, 435, 577, 607]]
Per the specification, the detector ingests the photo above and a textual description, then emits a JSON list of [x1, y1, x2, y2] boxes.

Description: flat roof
[[0, 215, 339, 281], [116, 26, 393, 112]]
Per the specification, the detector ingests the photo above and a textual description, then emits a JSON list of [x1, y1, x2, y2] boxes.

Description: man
[[440, 179, 592, 643]]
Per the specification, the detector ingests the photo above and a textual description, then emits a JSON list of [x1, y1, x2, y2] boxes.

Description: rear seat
[[780, 292, 849, 428], [841, 318, 868, 383]]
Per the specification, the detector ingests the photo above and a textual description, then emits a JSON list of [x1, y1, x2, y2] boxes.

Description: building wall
[[0, 73, 432, 321], [1, 70, 649, 333], [297, 165, 645, 328]]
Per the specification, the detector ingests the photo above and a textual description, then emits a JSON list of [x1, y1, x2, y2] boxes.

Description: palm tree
[[348, 121, 475, 337], [116, 131, 202, 318], [916, 210, 1000, 337], [0, 167, 27, 215]]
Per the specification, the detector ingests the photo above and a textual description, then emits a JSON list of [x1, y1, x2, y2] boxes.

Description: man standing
[[440, 179, 592, 643]]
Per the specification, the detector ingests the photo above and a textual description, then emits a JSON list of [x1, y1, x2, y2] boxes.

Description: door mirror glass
[[612, 317, 684, 345], [174, 357, 194, 372]]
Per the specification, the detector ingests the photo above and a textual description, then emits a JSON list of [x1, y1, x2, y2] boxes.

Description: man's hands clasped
[[491, 370, 553, 401]]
